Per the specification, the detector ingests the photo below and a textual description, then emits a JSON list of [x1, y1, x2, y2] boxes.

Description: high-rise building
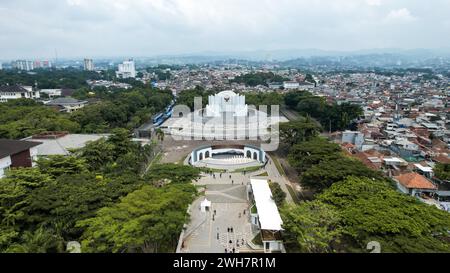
[[116, 59, 136, 79], [13, 60, 35, 71], [84, 59, 94, 71]]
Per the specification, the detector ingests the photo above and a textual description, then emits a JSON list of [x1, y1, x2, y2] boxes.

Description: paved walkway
[[263, 155, 294, 204], [180, 181, 257, 253], [179, 149, 295, 253]]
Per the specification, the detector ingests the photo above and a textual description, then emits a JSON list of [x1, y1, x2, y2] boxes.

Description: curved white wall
[[191, 145, 266, 165]]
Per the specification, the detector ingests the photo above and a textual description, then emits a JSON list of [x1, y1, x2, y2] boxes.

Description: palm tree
[[155, 128, 165, 142], [6, 227, 64, 253]]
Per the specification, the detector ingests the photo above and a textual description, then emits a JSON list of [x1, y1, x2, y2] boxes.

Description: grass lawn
[[232, 165, 263, 173], [286, 184, 301, 204], [251, 233, 263, 246], [251, 204, 258, 214], [271, 156, 286, 176], [199, 167, 227, 173]]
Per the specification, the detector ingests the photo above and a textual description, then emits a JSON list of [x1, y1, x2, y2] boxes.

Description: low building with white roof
[[248, 178, 284, 253]]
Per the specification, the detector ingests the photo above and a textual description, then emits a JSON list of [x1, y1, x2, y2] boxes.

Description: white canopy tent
[[200, 198, 211, 213], [250, 178, 283, 231]]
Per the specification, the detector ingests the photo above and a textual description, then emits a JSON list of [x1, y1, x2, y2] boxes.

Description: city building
[[86, 80, 132, 90], [0, 139, 42, 178], [45, 97, 88, 113], [84, 59, 95, 71], [13, 60, 35, 71], [342, 131, 365, 150], [116, 59, 136, 79], [24, 132, 109, 156], [40, 89, 62, 98], [0, 85, 40, 102], [283, 81, 300, 89], [394, 172, 437, 197]]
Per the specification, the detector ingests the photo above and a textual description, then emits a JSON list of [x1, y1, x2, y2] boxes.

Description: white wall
[[263, 240, 283, 253], [0, 156, 12, 178], [244, 146, 265, 162], [29, 147, 38, 167], [396, 181, 410, 195], [192, 146, 265, 164], [191, 147, 213, 164]]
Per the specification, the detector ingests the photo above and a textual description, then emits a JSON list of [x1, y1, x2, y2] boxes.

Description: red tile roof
[[394, 173, 437, 190]]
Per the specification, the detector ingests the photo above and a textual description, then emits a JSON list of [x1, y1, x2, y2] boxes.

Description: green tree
[[0, 168, 52, 227], [5, 227, 64, 253], [155, 128, 165, 142], [78, 138, 115, 171], [145, 164, 201, 184], [288, 138, 342, 173], [0, 100, 80, 139], [318, 176, 450, 253], [77, 184, 196, 253], [108, 128, 134, 159], [281, 201, 342, 253], [25, 173, 143, 240], [434, 163, 450, 181], [280, 117, 321, 147], [36, 155, 87, 178], [301, 157, 382, 192], [269, 182, 286, 207]]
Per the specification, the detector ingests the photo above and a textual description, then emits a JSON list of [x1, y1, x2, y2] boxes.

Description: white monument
[[205, 91, 248, 117]]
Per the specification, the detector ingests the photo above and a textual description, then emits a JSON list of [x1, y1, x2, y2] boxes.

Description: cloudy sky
[[1, 0, 449, 59]]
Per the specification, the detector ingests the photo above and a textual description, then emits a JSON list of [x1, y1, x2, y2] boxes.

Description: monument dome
[[205, 90, 248, 117]]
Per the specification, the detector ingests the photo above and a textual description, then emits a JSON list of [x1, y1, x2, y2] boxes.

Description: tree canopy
[[434, 163, 450, 182], [288, 138, 343, 173], [279, 117, 322, 148], [231, 72, 289, 87], [0, 99, 80, 139], [282, 176, 450, 253], [284, 90, 363, 132], [77, 184, 196, 253], [269, 182, 287, 207], [145, 164, 201, 185], [300, 157, 382, 192]]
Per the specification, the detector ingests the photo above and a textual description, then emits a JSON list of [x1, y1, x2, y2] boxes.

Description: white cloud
[[366, 0, 382, 6], [0, 0, 448, 59], [385, 8, 416, 22]]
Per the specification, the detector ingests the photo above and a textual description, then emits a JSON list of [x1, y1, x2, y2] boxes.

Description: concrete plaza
[[180, 172, 259, 253]]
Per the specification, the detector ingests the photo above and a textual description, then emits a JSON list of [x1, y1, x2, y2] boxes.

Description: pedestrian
[[238, 213, 241, 218], [243, 209, 246, 215], [229, 175, 231, 179], [217, 233, 219, 240], [232, 180, 234, 184], [227, 227, 230, 232], [225, 249, 227, 253], [231, 227, 234, 233], [229, 240, 232, 244], [232, 248, 235, 253]]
